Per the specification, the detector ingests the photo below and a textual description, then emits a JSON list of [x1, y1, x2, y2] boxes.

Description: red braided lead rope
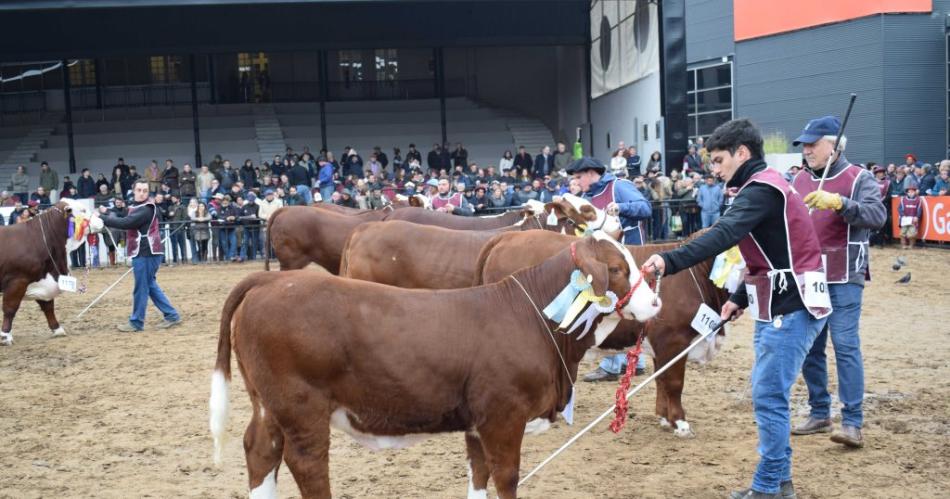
[[609, 273, 659, 433], [609, 324, 647, 433]]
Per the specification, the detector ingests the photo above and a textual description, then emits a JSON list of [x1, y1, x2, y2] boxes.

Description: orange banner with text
[[735, 0, 931, 41], [891, 196, 950, 242]]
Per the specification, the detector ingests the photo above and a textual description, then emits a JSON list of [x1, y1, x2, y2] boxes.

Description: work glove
[[803, 190, 843, 211]]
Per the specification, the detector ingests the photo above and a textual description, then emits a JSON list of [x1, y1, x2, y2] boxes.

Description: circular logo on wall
[[600, 16, 611, 71]]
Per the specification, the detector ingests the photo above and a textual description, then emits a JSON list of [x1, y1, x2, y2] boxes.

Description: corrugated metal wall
[[686, 0, 735, 63], [882, 11, 947, 165], [734, 16, 886, 164]]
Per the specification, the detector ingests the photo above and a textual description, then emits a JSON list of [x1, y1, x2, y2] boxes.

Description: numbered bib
[[900, 216, 914, 227], [690, 303, 721, 344], [58, 275, 78, 293], [803, 271, 831, 309], [746, 283, 760, 319]]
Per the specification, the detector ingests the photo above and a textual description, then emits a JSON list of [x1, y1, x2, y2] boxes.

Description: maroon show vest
[[588, 178, 644, 245], [876, 178, 890, 200], [430, 192, 463, 210], [899, 196, 923, 220], [126, 200, 163, 258], [793, 164, 867, 284], [737, 167, 831, 322]]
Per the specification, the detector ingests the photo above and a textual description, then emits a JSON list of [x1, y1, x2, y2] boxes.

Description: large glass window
[[338, 50, 364, 87], [149, 56, 180, 83], [375, 49, 398, 81], [68, 59, 96, 86], [687, 59, 733, 142]]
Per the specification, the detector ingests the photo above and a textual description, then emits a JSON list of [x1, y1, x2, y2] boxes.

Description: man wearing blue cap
[[790, 115, 886, 448], [566, 156, 652, 383]]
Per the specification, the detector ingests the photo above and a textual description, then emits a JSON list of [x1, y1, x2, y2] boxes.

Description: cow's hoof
[[0, 332, 12, 346], [673, 420, 695, 439], [50, 327, 67, 338], [659, 417, 672, 429]]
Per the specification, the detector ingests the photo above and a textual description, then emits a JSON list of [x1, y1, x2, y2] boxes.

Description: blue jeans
[[130, 255, 180, 330], [190, 236, 199, 264], [219, 228, 237, 260], [599, 352, 647, 374], [242, 227, 260, 260], [701, 210, 720, 228], [296, 184, 312, 204], [801, 283, 865, 428], [750, 310, 826, 494], [320, 184, 335, 203]]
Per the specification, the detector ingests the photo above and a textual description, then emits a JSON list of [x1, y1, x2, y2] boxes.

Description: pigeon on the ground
[[895, 272, 911, 284], [892, 263, 902, 271], [897, 256, 907, 265]]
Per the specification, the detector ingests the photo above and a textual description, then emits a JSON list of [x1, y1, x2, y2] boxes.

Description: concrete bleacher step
[[0, 124, 58, 180], [252, 105, 288, 165]]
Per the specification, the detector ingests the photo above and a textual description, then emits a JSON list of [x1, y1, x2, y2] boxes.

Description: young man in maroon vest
[[790, 116, 886, 449], [642, 119, 830, 499], [897, 182, 923, 249], [98, 179, 181, 332], [429, 177, 473, 216]]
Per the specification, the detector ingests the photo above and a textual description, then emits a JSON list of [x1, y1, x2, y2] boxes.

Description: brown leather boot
[[830, 425, 864, 448]]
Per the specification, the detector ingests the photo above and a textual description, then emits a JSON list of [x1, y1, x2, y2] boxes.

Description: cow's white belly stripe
[[25, 273, 61, 302], [330, 408, 432, 451]]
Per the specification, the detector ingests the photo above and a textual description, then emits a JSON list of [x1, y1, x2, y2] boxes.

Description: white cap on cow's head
[[58, 199, 104, 254], [523, 199, 546, 216], [560, 193, 622, 239], [592, 231, 661, 322]]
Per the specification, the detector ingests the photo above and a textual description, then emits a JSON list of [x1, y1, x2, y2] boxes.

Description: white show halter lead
[[518, 319, 724, 487]]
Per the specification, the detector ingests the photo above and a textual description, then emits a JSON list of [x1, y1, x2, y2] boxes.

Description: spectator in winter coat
[[626, 146, 642, 176], [30, 186, 51, 206], [196, 165, 215, 201], [451, 143, 469, 168], [683, 144, 703, 173], [145, 161, 163, 193], [533, 146, 554, 178], [179, 163, 197, 199], [162, 159, 180, 194], [9, 165, 29, 203], [78, 169, 97, 198], [258, 189, 283, 221], [240, 160, 258, 190], [513, 145, 533, 172], [929, 169, 950, 196], [39, 162, 59, 198], [696, 175, 724, 228], [94, 184, 115, 208]]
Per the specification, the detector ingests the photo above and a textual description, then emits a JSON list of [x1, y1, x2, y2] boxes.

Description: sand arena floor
[[1, 246, 948, 498]]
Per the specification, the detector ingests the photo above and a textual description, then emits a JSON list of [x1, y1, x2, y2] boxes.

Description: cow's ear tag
[[546, 209, 558, 226], [587, 274, 593, 283], [58, 275, 78, 292]]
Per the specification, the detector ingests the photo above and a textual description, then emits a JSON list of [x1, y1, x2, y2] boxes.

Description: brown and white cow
[[475, 230, 729, 438], [339, 199, 607, 287], [0, 200, 102, 345], [266, 201, 582, 273], [210, 235, 661, 499], [263, 206, 386, 272]]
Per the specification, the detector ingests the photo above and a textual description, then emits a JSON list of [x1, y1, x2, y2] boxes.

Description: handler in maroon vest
[[642, 119, 830, 499], [790, 116, 886, 449], [98, 179, 181, 332]]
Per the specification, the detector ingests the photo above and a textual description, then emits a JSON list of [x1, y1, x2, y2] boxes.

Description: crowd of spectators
[[5, 137, 945, 266]]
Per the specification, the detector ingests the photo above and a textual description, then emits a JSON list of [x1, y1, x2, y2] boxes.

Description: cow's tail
[[210, 273, 263, 466], [472, 232, 508, 286]]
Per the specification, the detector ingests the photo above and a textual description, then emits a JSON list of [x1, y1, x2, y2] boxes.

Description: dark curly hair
[[705, 118, 764, 160]]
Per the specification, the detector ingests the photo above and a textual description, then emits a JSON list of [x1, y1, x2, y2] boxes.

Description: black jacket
[[660, 158, 805, 316], [100, 202, 157, 257]]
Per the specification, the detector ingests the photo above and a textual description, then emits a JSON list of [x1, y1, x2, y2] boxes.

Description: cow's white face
[[559, 194, 622, 240], [60, 199, 104, 254], [593, 231, 661, 322]]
